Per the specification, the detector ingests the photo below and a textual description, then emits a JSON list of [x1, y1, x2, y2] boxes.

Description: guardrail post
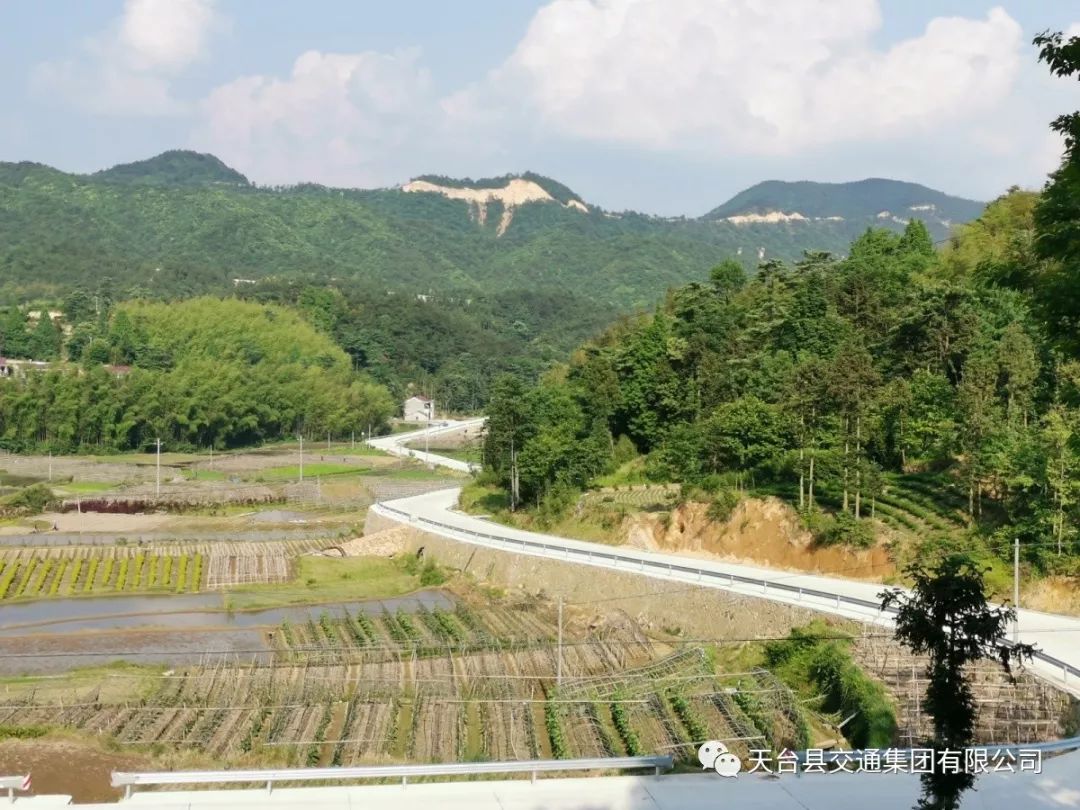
[[266, 780, 272, 794], [762, 581, 767, 594], [402, 775, 408, 788], [836, 595, 841, 609], [125, 785, 132, 800], [797, 588, 802, 600], [531, 770, 537, 783]]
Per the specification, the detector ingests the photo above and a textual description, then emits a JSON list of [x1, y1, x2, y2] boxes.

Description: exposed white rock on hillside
[[724, 211, 808, 225], [722, 211, 847, 225], [403, 177, 587, 235]]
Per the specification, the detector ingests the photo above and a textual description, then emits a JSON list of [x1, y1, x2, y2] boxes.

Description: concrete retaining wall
[[365, 510, 823, 639]]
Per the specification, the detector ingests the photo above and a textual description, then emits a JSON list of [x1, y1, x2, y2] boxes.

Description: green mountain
[[92, 150, 250, 187], [0, 153, 984, 308], [706, 178, 984, 232]]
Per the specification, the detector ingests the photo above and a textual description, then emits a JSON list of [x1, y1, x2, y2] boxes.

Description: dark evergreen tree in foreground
[[880, 555, 1034, 810]]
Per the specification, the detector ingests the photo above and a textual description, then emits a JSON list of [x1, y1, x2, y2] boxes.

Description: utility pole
[[298, 434, 304, 482], [424, 399, 433, 458], [557, 596, 564, 687], [327, 431, 331, 451], [48, 451, 53, 483], [1013, 537, 1020, 642], [155, 438, 162, 497]]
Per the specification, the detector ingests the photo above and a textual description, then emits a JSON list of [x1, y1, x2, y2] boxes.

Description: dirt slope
[[622, 497, 894, 581]]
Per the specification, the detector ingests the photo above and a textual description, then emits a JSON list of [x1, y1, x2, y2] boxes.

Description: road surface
[[369, 421, 1080, 697], [367, 419, 485, 472]]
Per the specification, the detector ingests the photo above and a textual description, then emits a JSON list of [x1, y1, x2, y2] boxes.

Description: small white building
[[403, 395, 435, 422]]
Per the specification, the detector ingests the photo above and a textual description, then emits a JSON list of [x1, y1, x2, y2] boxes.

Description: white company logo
[[698, 740, 742, 777]]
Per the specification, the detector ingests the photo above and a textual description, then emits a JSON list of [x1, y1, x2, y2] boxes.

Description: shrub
[[669, 693, 708, 744], [67, 559, 83, 595], [48, 560, 66, 596], [191, 554, 204, 590], [83, 559, 99, 592], [0, 725, 48, 739], [160, 555, 173, 588], [3, 484, 56, 514], [707, 488, 743, 523], [130, 554, 145, 588], [545, 700, 568, 759], [420, 559, 446, 587], [0, 562, 20, 599], [14, 560, 39, 597], [611, 694, 642, 756], [355, 611, 377, 643], [765, 623, 897, 749], [175, 556, 188, 593], [612, 435, 638, 466], [805, 509, 875, 548]]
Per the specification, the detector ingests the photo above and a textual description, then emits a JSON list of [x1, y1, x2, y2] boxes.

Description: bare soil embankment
[[622, 497, 894, 581]]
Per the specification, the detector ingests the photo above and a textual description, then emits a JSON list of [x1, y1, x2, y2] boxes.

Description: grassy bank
[[224, 555, 428, 610]]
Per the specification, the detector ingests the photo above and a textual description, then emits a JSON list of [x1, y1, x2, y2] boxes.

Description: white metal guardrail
[[112, 755, 673, 798], [0, 775, 30, 803], [370, 501, 1080, 693]]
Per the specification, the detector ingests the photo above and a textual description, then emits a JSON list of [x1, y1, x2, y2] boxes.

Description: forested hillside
[[482, 172, 1080, 574], [708, 178, 983, 228], [0, 298, 393, 452], [0, 152, 983, 309], [233, 281, 617, 411]]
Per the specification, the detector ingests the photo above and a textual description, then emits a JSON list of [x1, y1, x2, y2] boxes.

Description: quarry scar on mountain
[[403, 177, 588, 236]]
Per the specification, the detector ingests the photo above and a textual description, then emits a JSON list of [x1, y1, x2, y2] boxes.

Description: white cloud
[[193, 49, 442, 186], [32, 0, 217, 116], [451, 1, 1023, 155], [119, 0, 217, 72]]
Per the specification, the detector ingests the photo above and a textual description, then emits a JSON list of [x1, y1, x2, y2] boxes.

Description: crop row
[[0, 553, 205, 600]]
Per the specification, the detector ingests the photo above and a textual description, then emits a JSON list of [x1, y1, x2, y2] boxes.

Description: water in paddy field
[[0, 588, 455, 635], [0, 589, 456, 673]]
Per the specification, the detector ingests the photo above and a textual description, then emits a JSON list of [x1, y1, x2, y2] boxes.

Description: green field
[[55, 480, 118, 494], [406, 444, 480, 464], [255, 463, 368, 481], [224, 556, 423, 610]]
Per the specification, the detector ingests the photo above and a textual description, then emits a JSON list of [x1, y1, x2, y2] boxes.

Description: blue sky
[[1, 1, 1077, 214]]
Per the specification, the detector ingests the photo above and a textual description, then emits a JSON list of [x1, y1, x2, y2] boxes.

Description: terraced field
[[0, 539, 326, 600], [0, 600, 802, 767]]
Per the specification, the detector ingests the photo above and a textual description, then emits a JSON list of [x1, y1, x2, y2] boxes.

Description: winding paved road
[[370, 422, 1080, 698], [368, 419, 485, 472]]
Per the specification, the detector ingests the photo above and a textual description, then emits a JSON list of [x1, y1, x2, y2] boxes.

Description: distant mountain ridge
[[0, 151, 986, 309], [707, 178, 983, 232]]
